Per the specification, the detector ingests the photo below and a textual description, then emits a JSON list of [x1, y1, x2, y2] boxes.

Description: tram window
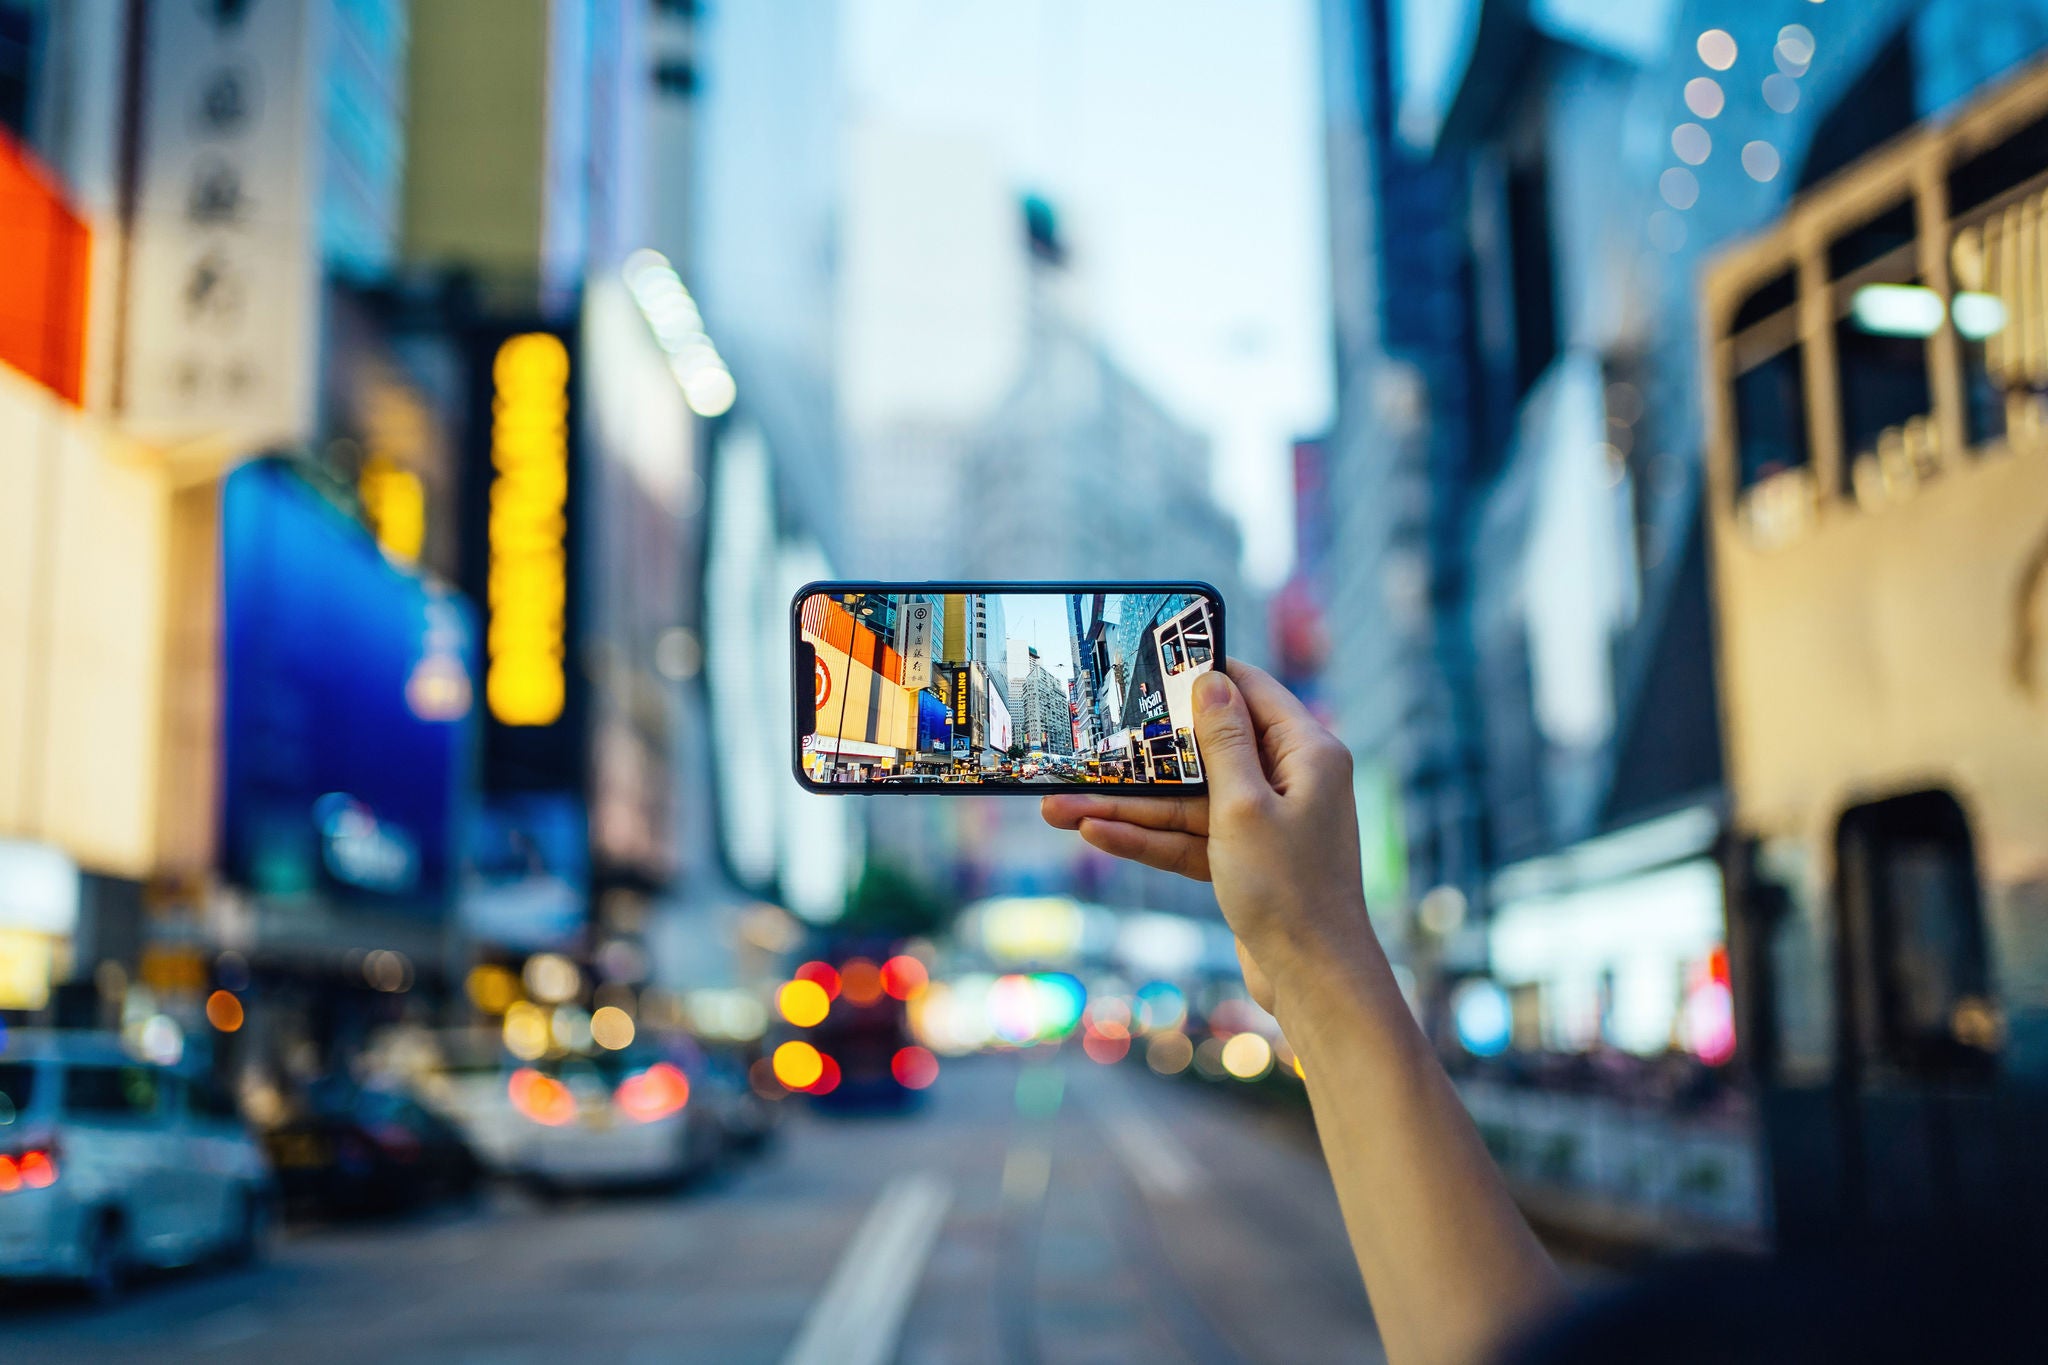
[[1731, 269, 1796, 334], [1732, 346, 1811, 491], [1835, 303, 1934, 491], [1946, 107, 2048, 219], [1826, 203, 1918, 281]]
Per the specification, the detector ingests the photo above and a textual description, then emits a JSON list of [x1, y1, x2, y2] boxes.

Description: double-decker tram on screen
[[1704, 59, 2048, 1247]]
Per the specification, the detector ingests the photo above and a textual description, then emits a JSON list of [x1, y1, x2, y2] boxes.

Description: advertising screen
[[220, 460, 476, 913], [794, 585, 1221, 791]]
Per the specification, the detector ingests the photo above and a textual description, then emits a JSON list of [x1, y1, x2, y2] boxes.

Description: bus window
[[1837, 792, 1997, 1083]]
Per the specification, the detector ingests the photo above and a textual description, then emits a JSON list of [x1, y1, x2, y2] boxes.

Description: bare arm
[[1043, 661, 1564, 1365]]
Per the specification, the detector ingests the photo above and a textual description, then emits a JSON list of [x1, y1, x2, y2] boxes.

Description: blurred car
[[264, 1082, 481, 1221], [0, 1031, 273, 1298], [495, 1040, 731, 1194]]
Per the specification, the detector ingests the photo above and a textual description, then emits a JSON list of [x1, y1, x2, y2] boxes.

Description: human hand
[[1041, 660, 1380, 1019]]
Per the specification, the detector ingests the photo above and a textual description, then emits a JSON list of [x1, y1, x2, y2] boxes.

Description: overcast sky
[[846, 0, 1334, 587]]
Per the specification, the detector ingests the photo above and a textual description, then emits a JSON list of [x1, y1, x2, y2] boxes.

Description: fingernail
[[1195, 671, 1231, 711]]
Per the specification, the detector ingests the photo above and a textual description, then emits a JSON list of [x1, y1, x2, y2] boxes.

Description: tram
[[1703, 59, 2048, 1246]]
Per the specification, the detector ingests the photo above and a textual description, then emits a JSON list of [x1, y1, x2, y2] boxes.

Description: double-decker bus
[[1703, 59, 2048, 1247]]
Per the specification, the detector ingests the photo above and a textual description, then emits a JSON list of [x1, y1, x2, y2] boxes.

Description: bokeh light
[[1145, 1030, 1194, 1075], [508, 1067, 576, 1126], [465, 963, 520, 1015], [793, 960, 841, 1000], [1660, 167, 1700, 210], [1741, 141, 1782, 182], [1684, 77, 1725, 119], [891, 1045, 940, 1089], [1220, 1032, 1274, 1080], [1671, 123, 1711, 166], [881, 954, 929, 1001], [1695, 30, 1736, 71], [1453, 979, 1513, 1057], [590, 1004, 636, 1050], [1762, 72, 1800, 113], [778, 979, 832, 1028], [805, 1053, 843, 1095], [615, 1061, 690, 1121], [205, 989, 244, 1033], [840, 958, 885, 1006], [504, 1000, 550, 1060], [773, 1040, 824, 1089]]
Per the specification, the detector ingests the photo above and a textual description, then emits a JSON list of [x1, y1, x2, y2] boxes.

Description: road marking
[[1002, 1142, 1052, 1206], [1094, 1089, 1202, 1200], [780, 1172, 954, 1365]]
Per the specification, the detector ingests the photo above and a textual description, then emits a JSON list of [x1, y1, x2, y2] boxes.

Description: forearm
[[1274, 932, 1565, 1365]]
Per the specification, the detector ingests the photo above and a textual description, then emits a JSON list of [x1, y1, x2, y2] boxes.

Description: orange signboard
[[0, 130, 89, 406]]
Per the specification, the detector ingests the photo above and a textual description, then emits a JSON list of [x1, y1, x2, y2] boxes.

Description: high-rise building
[[1009, 648, 1074, 757]]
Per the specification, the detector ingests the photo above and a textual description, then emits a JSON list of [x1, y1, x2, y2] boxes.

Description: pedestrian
[[1043, 660, 2043, 1364]]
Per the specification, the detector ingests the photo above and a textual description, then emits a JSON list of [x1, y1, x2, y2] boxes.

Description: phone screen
[[794, 584, 1223, 792]]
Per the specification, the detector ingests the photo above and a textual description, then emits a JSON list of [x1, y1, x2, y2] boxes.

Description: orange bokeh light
[[773, 1040, 824, 1090], [508, 1067, 577, 1126], [880, 955, 928, 1001], [840, 958, 884, 1006], [206, 990, 245, 1033], [0, 1157, 18, 1192]]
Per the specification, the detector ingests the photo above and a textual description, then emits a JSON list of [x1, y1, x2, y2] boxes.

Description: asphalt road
[[0, 1052, 1384, 1364]]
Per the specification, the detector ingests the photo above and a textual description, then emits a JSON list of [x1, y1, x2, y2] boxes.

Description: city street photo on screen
[[795, 586, 1221, 790]]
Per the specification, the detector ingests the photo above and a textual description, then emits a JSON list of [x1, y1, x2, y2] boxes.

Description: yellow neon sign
[[487, 332, 570, 726]]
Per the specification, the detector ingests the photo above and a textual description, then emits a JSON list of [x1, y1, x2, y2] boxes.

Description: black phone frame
[[789, 580, 1226, 796]]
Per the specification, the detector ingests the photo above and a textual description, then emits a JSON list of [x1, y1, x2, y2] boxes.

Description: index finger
[[1041, 792, 1209, 836], [1224, 658, 1318, 732]]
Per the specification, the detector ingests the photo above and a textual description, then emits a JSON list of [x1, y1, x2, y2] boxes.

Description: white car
[[0, 1031, 273, 1296], [498, 1046, 727, 1193]]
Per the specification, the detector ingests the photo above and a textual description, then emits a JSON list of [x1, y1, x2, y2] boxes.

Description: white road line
[[780, 1172, 954, 1365], [1094, 1090, 1202, 1200]]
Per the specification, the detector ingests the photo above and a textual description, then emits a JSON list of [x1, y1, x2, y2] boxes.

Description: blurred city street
[[8, 0, 2048, 1353], [0, 1055, 1376, 1365]]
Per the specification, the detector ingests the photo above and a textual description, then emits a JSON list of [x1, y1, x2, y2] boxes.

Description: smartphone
[[792, 581, 1225, 793]]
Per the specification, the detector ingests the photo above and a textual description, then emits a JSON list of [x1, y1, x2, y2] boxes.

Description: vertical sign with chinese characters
[[123, 0, 318, 449], [899, 598, 934, 690]]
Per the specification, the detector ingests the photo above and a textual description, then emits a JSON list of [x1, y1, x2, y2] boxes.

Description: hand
[[1042, 660, 1380, 1019]]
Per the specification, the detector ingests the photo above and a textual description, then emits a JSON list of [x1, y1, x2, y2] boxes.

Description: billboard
[[987, 678, 1013, 752], [918, 689, 952, 754], [461, 321, 586, 794], [220, 460, 475, 914]]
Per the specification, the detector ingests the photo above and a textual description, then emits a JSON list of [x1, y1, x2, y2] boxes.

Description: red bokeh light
[[880, 955, 928, 1001], [805, 1053, 843, 1095], [1082, 1028, 1130, 1065], [794, 960, 841, 1000], [890, 1045, 939, 1089], [615, 1061, 691, 1122]]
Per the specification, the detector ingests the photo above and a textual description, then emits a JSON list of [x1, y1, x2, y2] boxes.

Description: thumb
[[1192, 670, 1267, 796]]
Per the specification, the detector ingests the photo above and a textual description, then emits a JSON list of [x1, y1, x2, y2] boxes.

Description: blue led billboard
[[220, 459, 476, 914]]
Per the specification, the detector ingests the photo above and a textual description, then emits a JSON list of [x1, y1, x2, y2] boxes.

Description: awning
[[802, 735, 900, 761]]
